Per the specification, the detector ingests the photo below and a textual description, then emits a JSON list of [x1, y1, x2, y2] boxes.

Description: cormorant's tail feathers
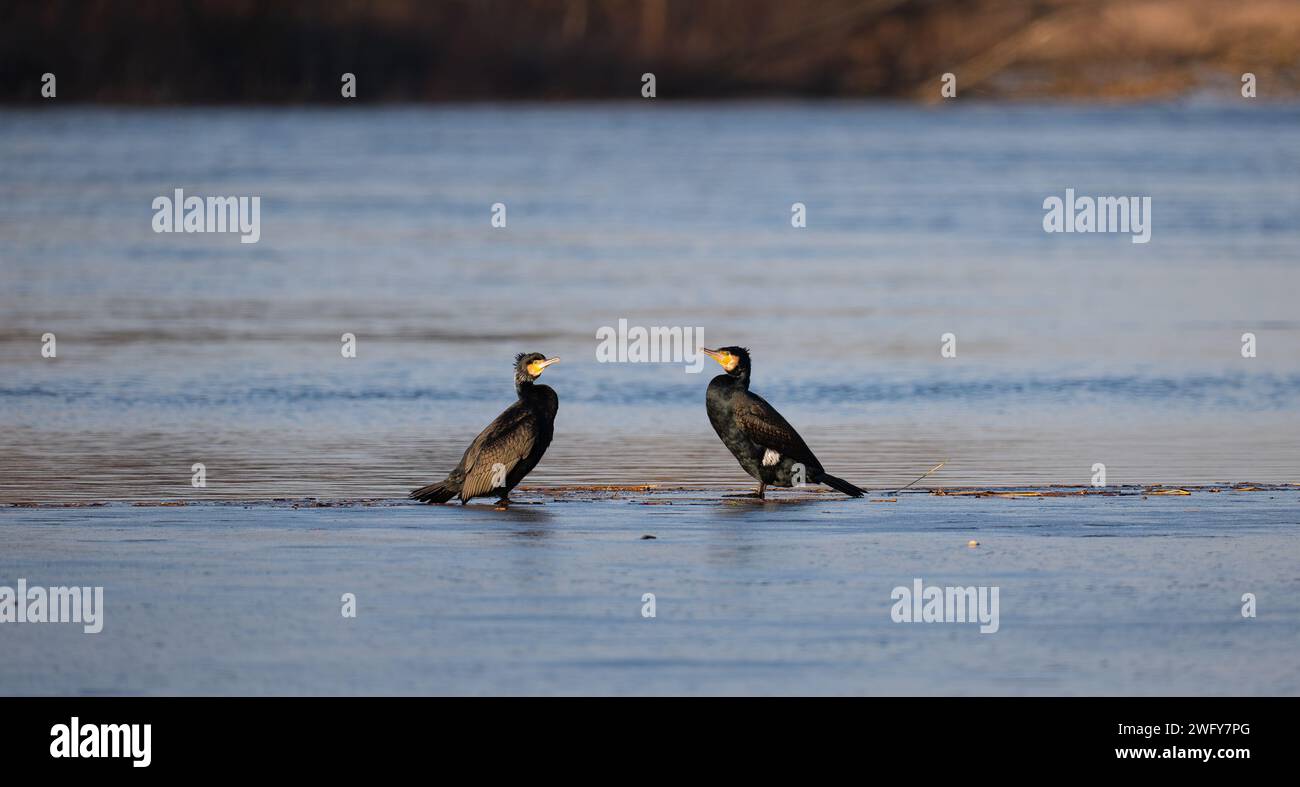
[[409, 479, 459, 504], [816, 473, 865, 498]]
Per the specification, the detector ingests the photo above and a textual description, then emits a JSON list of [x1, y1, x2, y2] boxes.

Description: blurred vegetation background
[[3, 0, 1298, 102]]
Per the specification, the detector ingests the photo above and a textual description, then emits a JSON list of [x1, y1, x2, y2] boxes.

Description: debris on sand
[[9, 484, 1293, 508]]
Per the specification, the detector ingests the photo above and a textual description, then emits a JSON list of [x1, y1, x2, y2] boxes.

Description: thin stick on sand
[[891, 462, 945, 494]]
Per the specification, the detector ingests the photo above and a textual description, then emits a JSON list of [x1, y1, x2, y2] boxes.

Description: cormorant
[[701, 346, 864, 499], [410, 353, 559, 505]]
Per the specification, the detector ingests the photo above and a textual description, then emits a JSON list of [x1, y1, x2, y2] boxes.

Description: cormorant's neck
[[729, 369, 751, 389], [515, 377, 536, 397]]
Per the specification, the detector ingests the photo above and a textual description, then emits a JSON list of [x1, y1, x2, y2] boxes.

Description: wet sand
[[2, 486, 1297, 696]]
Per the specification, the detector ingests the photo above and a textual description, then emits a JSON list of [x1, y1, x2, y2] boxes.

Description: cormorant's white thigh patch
[[762, 448, 781, 466]]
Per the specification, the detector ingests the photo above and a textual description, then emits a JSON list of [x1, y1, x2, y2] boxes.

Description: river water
[[2, 103, 1298, 501]]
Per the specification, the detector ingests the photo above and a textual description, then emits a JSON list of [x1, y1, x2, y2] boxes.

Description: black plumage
[[410, 352, 559, 505], [702, 346, 864, 499]]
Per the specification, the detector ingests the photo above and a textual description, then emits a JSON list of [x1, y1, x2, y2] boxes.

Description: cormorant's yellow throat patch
[[527, 357, 559, 377], [703, 348, 738, 371]]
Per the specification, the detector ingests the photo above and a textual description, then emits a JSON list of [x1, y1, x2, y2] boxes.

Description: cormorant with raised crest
[[410, 352, 559, 506]]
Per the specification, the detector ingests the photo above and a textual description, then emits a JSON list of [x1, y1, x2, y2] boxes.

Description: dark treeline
[[2, 0, 1297, 103]]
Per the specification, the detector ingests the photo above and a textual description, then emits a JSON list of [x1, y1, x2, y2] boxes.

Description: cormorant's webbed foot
[[724, 484, 767, 499]]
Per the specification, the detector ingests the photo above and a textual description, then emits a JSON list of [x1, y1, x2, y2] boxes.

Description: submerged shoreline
[[2, 489, 1296, 695]]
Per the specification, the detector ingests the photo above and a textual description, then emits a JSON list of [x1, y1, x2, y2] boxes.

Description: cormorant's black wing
[[457, 402, 538, 499], [733, 391, 818, 466]]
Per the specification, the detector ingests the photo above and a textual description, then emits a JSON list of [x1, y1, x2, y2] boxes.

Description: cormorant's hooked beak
[[527, 357, 560, 377], [702, 348, 736, 371]]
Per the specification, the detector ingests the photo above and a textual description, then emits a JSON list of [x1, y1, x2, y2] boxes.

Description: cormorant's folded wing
[[734, 393, 817, 465], [459, 405, 538, 499]]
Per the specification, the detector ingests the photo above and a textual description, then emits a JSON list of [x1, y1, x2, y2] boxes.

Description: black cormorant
[[410, 352, 559, 505], [701, 346, 864, 499]]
